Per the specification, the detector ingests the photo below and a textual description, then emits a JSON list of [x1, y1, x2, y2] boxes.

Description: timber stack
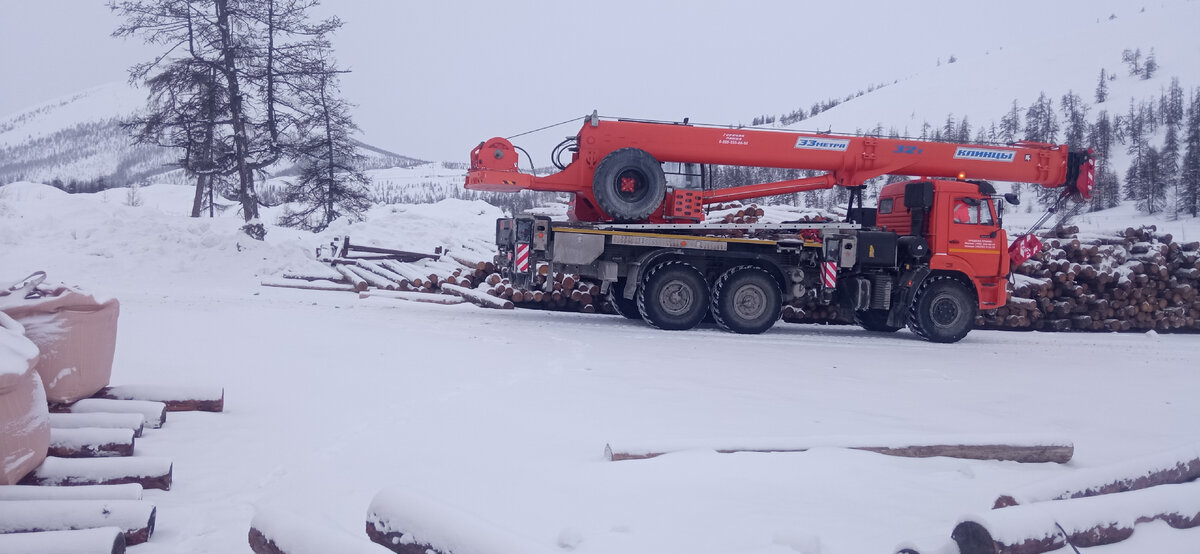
[[484, 266, 604, 315], [977, 225, 1200, 333]]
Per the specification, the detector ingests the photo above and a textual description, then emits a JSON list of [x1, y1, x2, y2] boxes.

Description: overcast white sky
[[0, 0, 1132, 165]]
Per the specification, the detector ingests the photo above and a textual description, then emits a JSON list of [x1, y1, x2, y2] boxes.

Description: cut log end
[[248, 526, 285, 554], [366, 519, 447, 554]]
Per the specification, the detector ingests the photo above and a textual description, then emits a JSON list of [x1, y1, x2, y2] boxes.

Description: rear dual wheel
[[711, 265, 782, 334], [637, 262, 709, 330]]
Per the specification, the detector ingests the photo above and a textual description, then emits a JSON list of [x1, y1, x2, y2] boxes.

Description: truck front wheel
[[711, 265, 781, 334], [637, 261, 708, 330], [907, 276, 976, 343]]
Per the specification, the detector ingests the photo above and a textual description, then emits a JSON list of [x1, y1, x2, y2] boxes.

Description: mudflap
[[887, 267, 931, 328]]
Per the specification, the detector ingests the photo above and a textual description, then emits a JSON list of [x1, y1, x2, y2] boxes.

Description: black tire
[[855, 309, 902, 333], [906, 276, 976, 343], [593, 148, 667, 221], [607, 279, 642, 320], [711, 265, 782, 334], [637, 261, 708, 330]]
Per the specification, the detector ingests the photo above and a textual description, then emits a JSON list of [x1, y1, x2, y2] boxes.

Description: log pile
[[978, 225, 1200, 333], [270, 239, 609, 315], [3, 386, 226, 549], [498, 267, 603, 314], [715, 203, 766, 224]]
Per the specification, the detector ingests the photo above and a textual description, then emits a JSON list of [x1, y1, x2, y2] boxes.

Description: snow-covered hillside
[[0, 83, 425, 190], [773, 3, 1199, 139]]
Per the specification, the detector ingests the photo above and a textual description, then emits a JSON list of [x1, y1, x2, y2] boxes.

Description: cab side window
[[878, 198, 893, 214], [953, 199, 994, 225]]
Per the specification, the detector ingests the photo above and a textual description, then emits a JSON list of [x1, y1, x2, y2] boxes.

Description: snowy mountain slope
[[0, 82, 426, 189], [771, 2, 1199, 139]]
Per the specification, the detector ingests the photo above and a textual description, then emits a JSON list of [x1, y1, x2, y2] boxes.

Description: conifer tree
[[112, 0, 351, 239], [1180, 90, 1200, 216], [999, 100, 1022, 143]]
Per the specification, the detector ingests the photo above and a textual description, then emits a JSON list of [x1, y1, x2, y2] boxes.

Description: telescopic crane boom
[[466, 113, 1094, 224]]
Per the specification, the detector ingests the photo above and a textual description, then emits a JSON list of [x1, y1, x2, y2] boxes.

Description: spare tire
[[593, 148, 666, 221]]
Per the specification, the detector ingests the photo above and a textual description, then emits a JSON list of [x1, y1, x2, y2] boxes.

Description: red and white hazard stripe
[[821, 261, 837, 289], [515, 243, 530, 273]]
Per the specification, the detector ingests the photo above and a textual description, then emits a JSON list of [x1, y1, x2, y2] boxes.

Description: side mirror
[[1004, 193, 1020, 206]]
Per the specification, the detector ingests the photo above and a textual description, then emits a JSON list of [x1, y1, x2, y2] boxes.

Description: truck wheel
[[607, 279, 642, 320], [907, 276, 976, 343], [593, 148, 666, 221], [711, 265, 781, 334], [637, 261, 708, 330], [855, 309, 902, 333]]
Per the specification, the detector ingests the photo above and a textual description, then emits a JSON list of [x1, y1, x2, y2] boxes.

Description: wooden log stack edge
[[979, 226, 1200, 333], [0, 499, 156, 545], [92, 385, 225, 413], [19, 456, 173, 490], [993, 444, 1200, 508], [248, 508, 390, 554], [0, 526, 127, 554], [605, 438, 1073, 464]]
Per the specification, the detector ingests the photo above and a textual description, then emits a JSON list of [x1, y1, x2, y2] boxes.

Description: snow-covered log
[[248, 507, 392, 554], [280, 261, 343, 282], [62, 398, 167, 429], [0, 527, 126, 554], [332, 264, 369, 291], [946, 480, 1200, 554], [448, 252, 492, 271], [261, 278, 358, 293], [48, 412, 144, 438], [605, 434, 1074, 464], [993, 443, 1200, 508], [367, 488, 556, 554], [342, 263, 400, 290], [48, 427, 135, 458], [359, 291, 466, 305], [93, 384, 225, 412], [379, 261, 429, 288], [354, 261, 412, 288], [0, 499, 156, 545], [441, 283, 514, 310], [19, 456, 173, 490], [0, 483, 143, 501]]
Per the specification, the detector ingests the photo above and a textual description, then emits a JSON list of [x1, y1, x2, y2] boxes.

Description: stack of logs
[[483, 267, 607, 314], [978, 225, 1200, 333], [267, 251, 609, 315], [716, 204, 766, 224]]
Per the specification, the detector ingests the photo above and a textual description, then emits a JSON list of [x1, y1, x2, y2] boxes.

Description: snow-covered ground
[[2, 182, 1198, 553]]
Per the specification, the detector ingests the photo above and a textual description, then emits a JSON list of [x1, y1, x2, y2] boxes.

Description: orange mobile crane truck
[[465, 112, 1094, 343]]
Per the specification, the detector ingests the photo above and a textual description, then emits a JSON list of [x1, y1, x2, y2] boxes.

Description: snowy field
[[2, 182, 1199, 553]]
